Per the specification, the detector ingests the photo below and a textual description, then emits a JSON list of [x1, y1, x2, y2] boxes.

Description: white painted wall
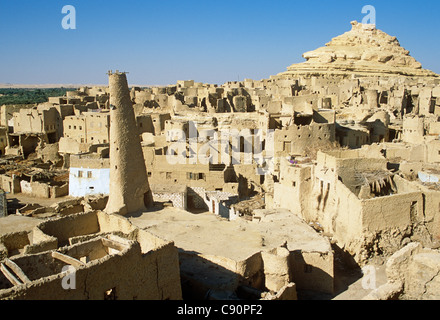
[[69, 167, 110, 197]]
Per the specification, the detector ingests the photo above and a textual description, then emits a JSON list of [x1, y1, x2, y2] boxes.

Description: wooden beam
[[101, 238, 128, 252], [51, 251, 85, 269], [0, 263, 22, 286], [4, 259, 30, 284]]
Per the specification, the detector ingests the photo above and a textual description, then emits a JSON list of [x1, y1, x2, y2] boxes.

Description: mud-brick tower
[[105, 71, 153, 216]]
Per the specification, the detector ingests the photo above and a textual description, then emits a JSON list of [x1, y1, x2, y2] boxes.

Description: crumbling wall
[[37, 211, 100, 246], [360, 192, 424, 258], [324, 179, 364, 253], [0, 231, 30, 257], [0, 212, 182, 300], [182, 239, 333, 298], [290, 250, 334, 295], [0, 228, 57, 258], [365, 242, 440, 300], [394, 175, 440, 241], [0, 240, 175, 300], [274, 123, 335, 158], [29, 181, 50, 198], [362, 192, 423, 232], [26, 228, 58, 254], [273, 164, 312, 217], [261, 247, 291, 293], [0, 174, 21, 194], [51, 183, 69, 198], [37, 143, 62, 166]]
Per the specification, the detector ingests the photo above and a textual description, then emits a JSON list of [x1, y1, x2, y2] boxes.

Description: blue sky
[[0, 0, 439, 85]]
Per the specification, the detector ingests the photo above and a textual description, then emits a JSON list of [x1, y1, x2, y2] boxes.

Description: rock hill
[[279, 21, 439, 78]]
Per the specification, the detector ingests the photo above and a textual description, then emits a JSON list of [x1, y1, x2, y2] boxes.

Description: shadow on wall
[[6, 197, 25, 216], [187, 191, 208, 212], [178, 247, 356, 301], [289, 244, 365, 300], [178, 249, 264, 301], [290, 250, 335, 300], [330, 244, 364, 298]]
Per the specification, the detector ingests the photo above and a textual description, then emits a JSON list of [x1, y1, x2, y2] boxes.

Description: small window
[[87, 171, 92, 178], [78, 170, 83, 178], [166, 172, 172, 179]]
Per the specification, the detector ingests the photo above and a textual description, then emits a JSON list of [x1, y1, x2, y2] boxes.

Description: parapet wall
[[0, 211, 182, 300]]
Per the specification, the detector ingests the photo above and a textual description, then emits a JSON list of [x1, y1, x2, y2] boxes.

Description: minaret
[[105, 71, 153, 216]]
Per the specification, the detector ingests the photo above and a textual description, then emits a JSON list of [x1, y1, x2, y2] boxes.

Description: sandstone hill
[[279, 21, 439, 78]]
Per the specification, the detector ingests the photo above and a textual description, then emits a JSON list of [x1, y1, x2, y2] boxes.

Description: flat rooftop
[[0, 215, 41, 236], [127, 207, 331, 262]]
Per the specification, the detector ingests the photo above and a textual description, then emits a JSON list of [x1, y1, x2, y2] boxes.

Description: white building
[[68, 154, 110, 197]]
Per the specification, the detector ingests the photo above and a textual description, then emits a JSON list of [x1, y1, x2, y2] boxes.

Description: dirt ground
[[5, 193, 73, 215]]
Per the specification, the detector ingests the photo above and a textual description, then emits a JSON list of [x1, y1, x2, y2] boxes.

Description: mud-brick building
[[0, 211, 182, 300]]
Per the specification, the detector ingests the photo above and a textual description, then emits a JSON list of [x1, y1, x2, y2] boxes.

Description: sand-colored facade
[[2, 21, 440, 300]]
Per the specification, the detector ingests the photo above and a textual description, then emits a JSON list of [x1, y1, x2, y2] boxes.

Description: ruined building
[[1, 20, 440, 300]]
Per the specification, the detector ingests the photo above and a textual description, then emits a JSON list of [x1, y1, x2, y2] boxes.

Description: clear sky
[[0, 0, 439, 86]]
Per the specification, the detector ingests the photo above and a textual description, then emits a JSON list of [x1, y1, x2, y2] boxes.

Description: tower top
[[107, 70, 129, 76]]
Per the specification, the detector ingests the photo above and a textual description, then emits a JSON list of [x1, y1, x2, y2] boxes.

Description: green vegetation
[[0, 88, 77, 105]]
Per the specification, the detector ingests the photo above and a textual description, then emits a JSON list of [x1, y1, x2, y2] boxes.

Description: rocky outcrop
[[364, 242, 440, 300], [279, 21, 439, 78]]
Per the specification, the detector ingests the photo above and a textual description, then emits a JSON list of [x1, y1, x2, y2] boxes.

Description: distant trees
[[0, 88, 76, 105]]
